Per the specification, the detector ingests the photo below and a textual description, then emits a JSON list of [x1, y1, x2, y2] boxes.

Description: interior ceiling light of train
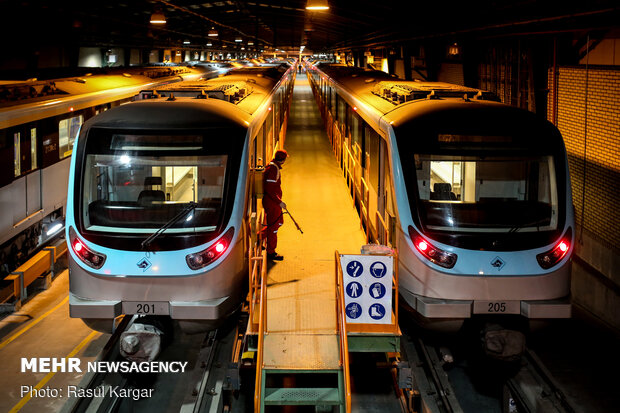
[[0, 1, 618, 55]]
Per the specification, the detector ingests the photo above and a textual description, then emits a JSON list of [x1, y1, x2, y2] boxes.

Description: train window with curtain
[[13, 131, 20, 177], [30, 127, 37, 170], [338, 94, 346, 128], [59, 114, 83, 158]]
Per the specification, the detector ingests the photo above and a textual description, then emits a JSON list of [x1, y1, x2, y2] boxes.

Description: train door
[[377, 137, 396, 247], [365, 126, 381, 240]]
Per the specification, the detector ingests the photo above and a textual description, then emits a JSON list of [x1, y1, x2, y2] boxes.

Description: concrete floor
[[262, 74, 368, 371], [0, 270, 108, 413]]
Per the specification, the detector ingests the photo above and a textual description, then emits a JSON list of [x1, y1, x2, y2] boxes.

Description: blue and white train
[[308, 63, 573, 345], [66, 64, 294, 334]]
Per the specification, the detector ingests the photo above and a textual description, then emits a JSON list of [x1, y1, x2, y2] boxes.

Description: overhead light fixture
[[183, 40, 191, 45], [208, 27, 218, 37], [150, 11, 166, 24], [248, 41, 254, 46], [206, 42, 212, 46], [306, 0, 329, 10], [235, 36, 243, 43]]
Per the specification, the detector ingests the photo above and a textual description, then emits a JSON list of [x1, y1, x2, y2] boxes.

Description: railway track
[[400, 330, 464, 413], [400, 323, 579, 413], [504, 349, 579, 413], [61, 314, 247, 413]]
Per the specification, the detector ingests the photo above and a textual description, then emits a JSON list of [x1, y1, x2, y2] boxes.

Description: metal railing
[[334, 251, 352, 413], [253, 246, 268, 412]]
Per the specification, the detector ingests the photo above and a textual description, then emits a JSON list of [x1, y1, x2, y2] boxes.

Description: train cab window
[[81, 131, 235, 240], [412, 152, 558, 233], [59, 114, 83, 158]]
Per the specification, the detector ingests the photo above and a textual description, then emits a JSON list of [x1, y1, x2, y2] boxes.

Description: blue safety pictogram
[[345, 302, 362, 319], [346, 260, 363, 277], [369, 282, 386, 299], [346, 281, 363, 298], [369, 261, 387, 278], [368, 303, 386, 320]]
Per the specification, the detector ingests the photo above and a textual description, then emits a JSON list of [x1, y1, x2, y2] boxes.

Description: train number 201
[[487, 302, 506, 312], [136, 303, 156, 314]]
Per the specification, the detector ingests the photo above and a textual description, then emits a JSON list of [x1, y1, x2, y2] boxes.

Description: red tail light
[[186, 227, 234, 270], [537, 228, 572, 269], [69, 228, 106, 269], [408, 226, 457, 269]]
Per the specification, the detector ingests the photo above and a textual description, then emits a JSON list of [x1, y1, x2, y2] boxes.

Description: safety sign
[[340, 254, 393, 324]]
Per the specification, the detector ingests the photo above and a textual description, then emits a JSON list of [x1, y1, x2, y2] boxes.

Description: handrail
[[254, 247, 268, 412], [334, 251, 352, 413], [376, 211, 389, 246], [248, 210, 265, 333]]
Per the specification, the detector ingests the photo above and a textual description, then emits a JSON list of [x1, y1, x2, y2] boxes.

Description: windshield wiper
[[141, 202, 197, 250], [509, 218, 549, 233]]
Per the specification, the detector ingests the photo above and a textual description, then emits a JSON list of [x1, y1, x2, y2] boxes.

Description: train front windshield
[[80, 132, 232, 237], [410, 134, 559, 234]]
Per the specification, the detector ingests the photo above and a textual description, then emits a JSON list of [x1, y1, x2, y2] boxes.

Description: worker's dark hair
[[274, 149, 288, 162]]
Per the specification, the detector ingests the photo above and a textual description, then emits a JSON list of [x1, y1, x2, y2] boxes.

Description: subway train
[[308, 63, 573, 344], [66, 64, 294, 335], [0, 65, 207, 286]]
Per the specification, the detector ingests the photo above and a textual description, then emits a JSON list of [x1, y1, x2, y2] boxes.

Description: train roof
[[0, 66, 208, 129], [0, 66, 203, 109], [314, 63, 505, 125], [136, 64, 291, 117], [82, 100, 249, 132]]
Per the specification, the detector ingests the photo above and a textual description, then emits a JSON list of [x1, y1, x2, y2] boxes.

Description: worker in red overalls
[[262, 149, 288, 261]]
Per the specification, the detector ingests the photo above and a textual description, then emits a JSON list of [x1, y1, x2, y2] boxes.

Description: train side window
[[338, 94, 346, 127], [30, 127, 37, 170], [13, 131, 20, 177], [59, 114, 83, 159], [0, 130, 12, 186]]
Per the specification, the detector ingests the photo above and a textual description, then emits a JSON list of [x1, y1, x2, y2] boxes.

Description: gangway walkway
[[256, 73, 366, 411]]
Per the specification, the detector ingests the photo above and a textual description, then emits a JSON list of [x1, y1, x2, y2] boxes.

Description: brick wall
[[547, 65, 620, 328], [547, 66, 620, 249]]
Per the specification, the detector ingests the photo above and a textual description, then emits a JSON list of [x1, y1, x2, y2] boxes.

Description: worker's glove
[[280, 202, 287, 209]]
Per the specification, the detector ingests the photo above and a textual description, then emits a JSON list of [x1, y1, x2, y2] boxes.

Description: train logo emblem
[[346, 302, 362, 319], [137, 257, 152, 272], [368, 303, 386, 320], [346, 281, 363, 298], [370, 261, 387, 278], [346, 260, 363, 277], [490, 257, 505, 270]]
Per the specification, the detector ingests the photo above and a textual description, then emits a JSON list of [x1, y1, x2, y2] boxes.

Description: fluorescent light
[[150, 12, 166, 24], [306, 0, 329, 10]]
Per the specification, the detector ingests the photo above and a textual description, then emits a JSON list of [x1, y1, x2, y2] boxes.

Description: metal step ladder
[[252, 253, 351, 412]]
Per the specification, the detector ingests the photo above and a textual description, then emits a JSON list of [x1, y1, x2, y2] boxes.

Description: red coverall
[[262, 161, 284, 254]]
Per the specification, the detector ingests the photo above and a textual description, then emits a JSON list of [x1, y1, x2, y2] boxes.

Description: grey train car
[[66, 64, 294, 334], [308, 63, 573, 346], [0, 66, 205, 281]]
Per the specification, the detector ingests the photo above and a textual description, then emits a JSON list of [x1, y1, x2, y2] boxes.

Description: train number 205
[[487, 302, 506, 312], [473, 300, 519, 314]]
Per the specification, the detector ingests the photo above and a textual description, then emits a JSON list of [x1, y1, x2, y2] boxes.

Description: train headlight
[[68, 227, 106, 269], [186, 227, 235, 270], [408, 226, 457, 269], [536, 228, 572, 269]]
